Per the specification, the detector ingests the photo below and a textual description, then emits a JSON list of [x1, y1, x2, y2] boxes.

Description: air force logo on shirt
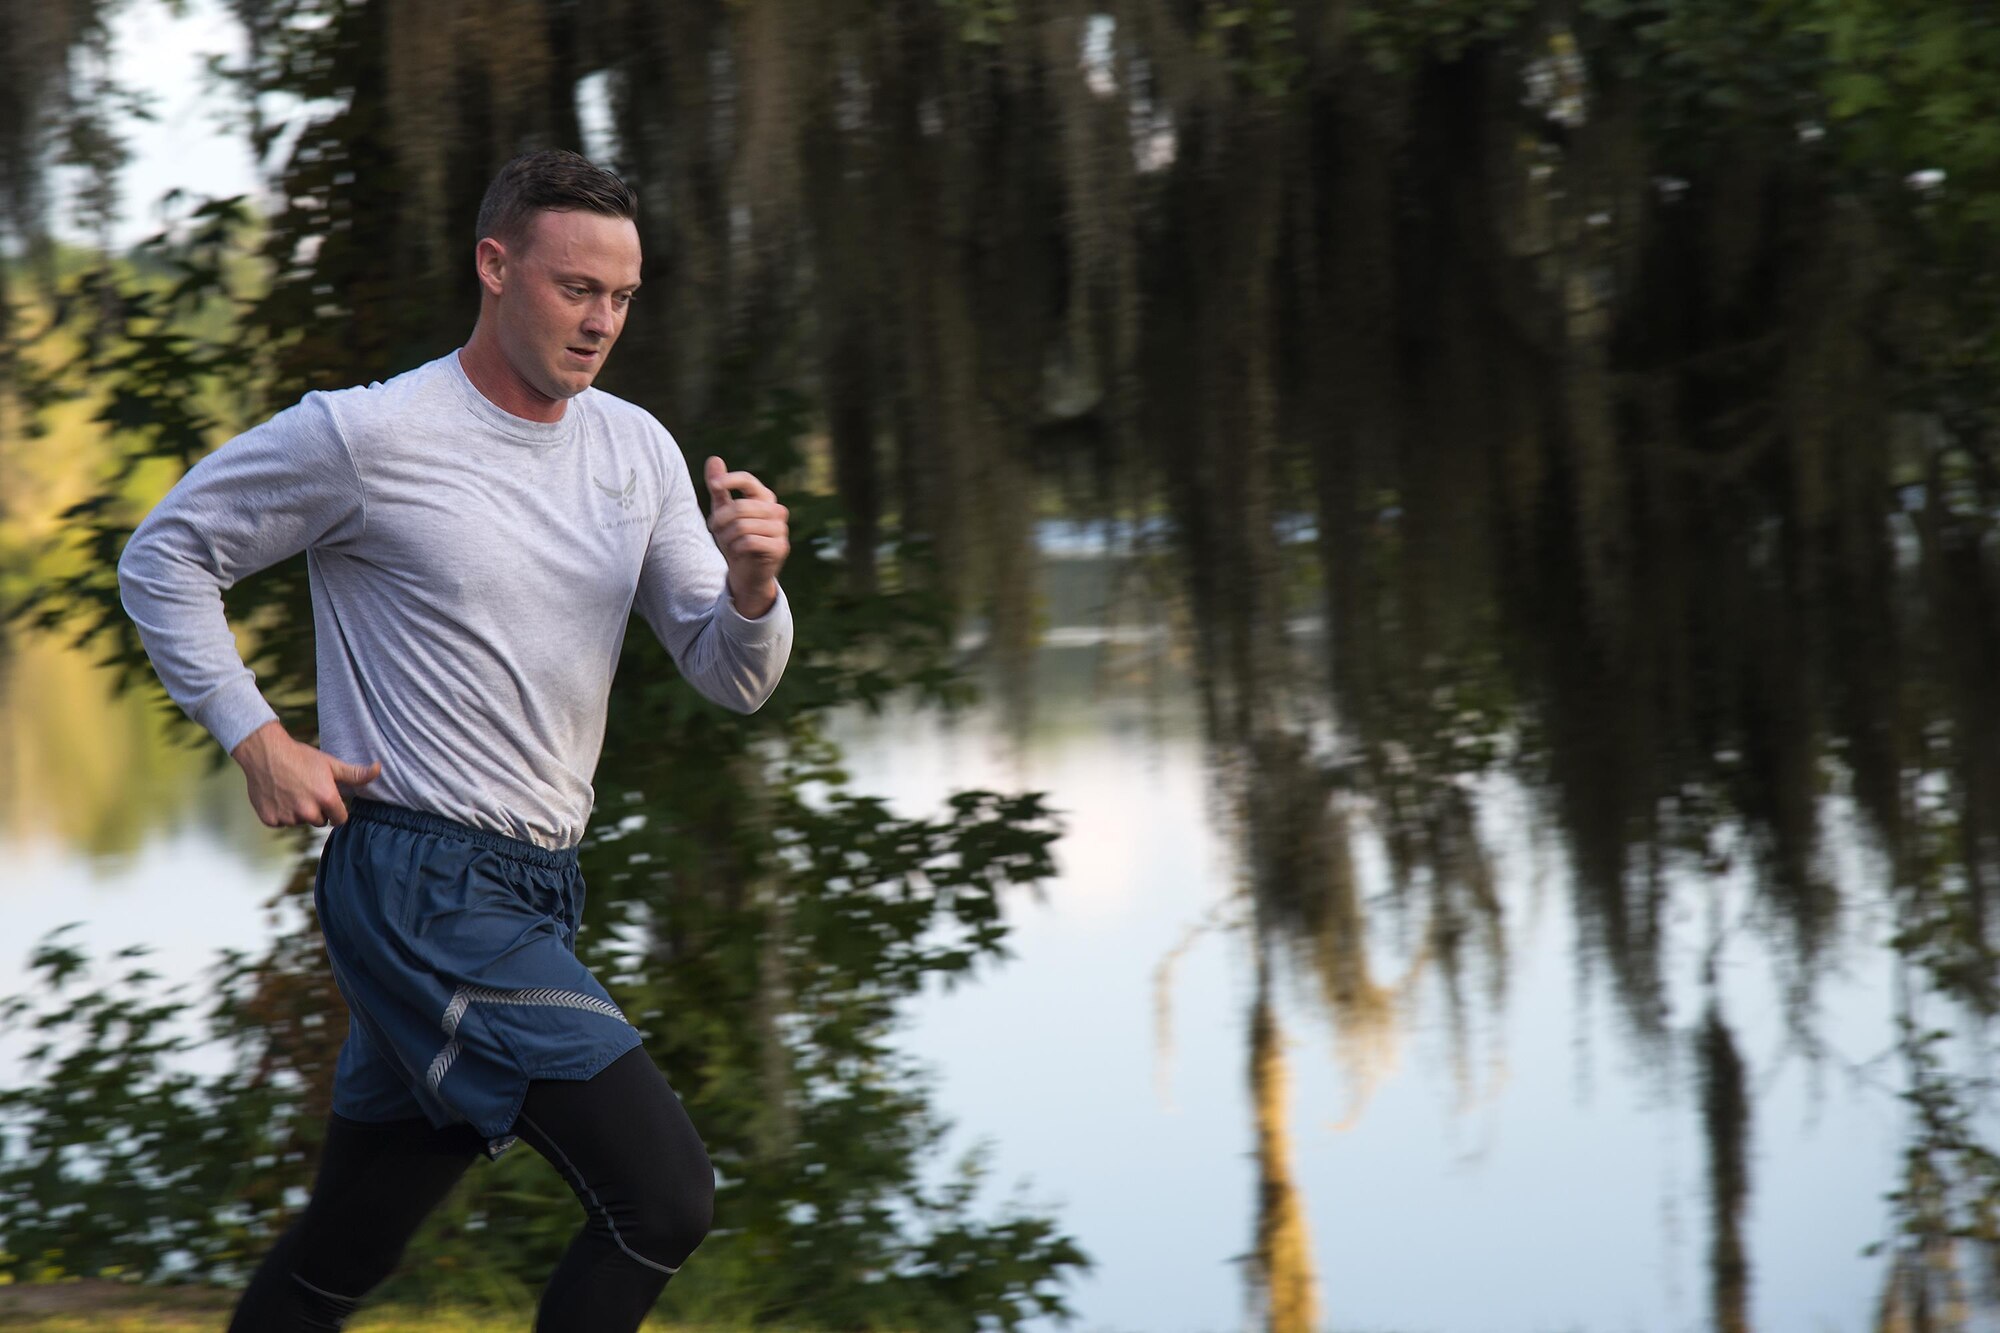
[[593, 467, 637, 509], [592, 467, 648, 529]]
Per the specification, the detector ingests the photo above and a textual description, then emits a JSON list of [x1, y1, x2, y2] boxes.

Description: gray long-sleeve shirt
[[116, 348, 793, 849]]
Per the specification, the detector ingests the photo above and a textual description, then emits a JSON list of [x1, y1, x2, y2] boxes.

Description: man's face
[[484, 208, 642, 403]]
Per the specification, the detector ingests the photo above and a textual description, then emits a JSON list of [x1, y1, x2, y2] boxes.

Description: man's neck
[[457, 329, 567, 424]]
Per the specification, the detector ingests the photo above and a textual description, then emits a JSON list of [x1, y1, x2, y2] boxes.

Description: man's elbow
[[114, 536, 145, 612], [724, 684, 777, 715], [115, 525, 173, 615], [707, 669, 781, 715], [677, 633, 788, 714]]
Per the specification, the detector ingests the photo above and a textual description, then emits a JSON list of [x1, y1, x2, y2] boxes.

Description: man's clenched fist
[[705, 455, 789, 619]]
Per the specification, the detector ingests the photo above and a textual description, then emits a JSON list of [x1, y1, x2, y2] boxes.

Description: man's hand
[[705, 455, 789, 618], [230, 720, 381, 828]]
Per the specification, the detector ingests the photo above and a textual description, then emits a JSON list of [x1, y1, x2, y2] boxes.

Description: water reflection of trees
[[10, 0, 2000, 1327], [1135, 11, 2000, 1328]]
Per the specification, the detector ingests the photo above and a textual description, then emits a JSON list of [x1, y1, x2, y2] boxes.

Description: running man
[[115, 149, 792, 1331]]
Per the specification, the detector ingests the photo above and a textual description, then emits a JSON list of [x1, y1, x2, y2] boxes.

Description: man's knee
[[519, 1045, 718, 1271], [621, 1150, 715, 1271]]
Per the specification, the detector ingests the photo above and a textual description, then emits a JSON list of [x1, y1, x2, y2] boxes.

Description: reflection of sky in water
[[0, 811, 300, 1084], [0, 660, 1925, 1333], [826, 694, 1907, 1333]]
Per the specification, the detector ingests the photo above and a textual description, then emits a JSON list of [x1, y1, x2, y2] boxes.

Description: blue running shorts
[[313, 798, 645, 1160]]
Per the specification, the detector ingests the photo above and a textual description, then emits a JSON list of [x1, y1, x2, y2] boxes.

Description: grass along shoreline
[[0, 1279, 775, 1331]]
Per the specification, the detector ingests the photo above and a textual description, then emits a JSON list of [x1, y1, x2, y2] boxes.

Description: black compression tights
[[227, 1045, 715, 1332]]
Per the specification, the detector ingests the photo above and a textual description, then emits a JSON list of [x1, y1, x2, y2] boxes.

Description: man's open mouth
[[567, 346, 600, 360]]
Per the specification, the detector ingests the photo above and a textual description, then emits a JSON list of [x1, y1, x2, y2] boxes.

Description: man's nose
[[581, 299, 617, 337]]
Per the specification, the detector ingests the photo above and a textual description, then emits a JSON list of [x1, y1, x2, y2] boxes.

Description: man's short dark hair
[[475, 150, 638, 251]]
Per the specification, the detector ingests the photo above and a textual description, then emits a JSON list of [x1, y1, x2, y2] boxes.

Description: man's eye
[[565, 285, 588, 298], [616, 293, 635, 307]]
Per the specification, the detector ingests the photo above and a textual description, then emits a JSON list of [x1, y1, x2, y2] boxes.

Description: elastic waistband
[[348, 799, 578, 869]]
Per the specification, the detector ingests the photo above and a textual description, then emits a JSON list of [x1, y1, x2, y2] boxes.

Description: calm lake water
[[0, 557, 1941, 1333]]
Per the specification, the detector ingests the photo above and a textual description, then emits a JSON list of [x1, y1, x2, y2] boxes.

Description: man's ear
[[474, 237, 507, 299]]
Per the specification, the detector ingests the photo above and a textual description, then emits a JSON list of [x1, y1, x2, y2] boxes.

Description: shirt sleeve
[[632, 432, 793, 713], [116, 392, 366, 755]]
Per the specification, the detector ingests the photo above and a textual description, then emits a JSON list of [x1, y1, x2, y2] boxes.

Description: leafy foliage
[[1350, 0, 1537, 72], [9, 197, 273, 712], [0, 926, 299, 1285]]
